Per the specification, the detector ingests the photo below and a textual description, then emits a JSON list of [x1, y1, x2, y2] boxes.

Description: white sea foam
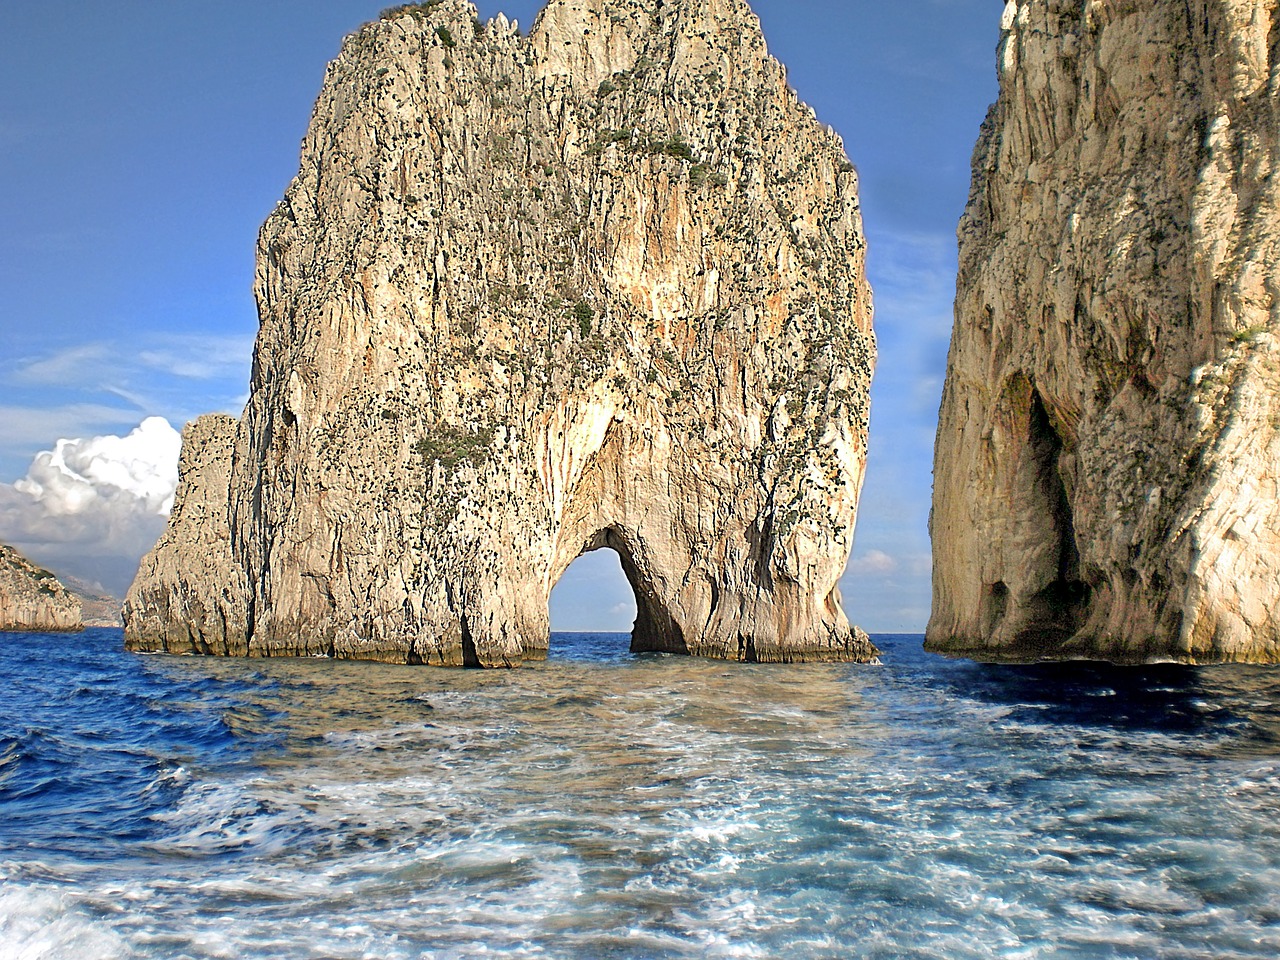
[[0, 884, 129, 960]]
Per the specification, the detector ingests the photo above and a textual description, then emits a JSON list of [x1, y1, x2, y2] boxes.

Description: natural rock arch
[[124, 0, 878, 666]]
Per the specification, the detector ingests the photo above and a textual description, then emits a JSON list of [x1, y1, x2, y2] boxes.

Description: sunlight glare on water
[[3, 629, 1280, 958]]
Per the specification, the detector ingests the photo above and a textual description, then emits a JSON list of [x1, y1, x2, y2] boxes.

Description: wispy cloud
[[10, 332, 254, 389], [869, 229, 957, 336], [10, 343, 114, 386], [137, 333, 257, 380], [0, 402, 147, 458], [828, 226, 956, 633], [1, 330, 253, 478], [847, 549, 899, 575], [840, 548, 933, 634]]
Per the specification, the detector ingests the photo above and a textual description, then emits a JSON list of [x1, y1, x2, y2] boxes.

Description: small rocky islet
[[124, 0, 877, 666], [0, 543, 82, 633]]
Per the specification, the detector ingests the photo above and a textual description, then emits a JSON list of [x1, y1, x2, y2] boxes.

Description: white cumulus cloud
[[15, 416, 181, 515], [0, 417, 183, 595]]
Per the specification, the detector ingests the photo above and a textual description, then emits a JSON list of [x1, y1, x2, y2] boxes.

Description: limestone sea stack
[[124, 0, 877, 665], [0, 544, 83, 633], [929, 0, 1280, 663]]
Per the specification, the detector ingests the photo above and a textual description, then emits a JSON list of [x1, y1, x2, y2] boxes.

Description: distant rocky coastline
[[0, 544, 83, 633], [63, 575, 124, 628], [124, 0, 878, 666]]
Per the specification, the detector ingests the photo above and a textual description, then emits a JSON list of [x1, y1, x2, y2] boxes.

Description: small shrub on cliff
[[584, 128, 634, 156], [654, 136, 694, 161], [573, 301, 594, 337], [415, 425, 495, 472], [1232, 325, 1269, 343], [380, 1, 443, 22], [689, 163, 728, 188], [435, 25, 456, 48]]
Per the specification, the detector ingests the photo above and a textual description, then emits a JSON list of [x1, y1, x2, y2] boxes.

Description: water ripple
[[4, 630, 1280, 957]]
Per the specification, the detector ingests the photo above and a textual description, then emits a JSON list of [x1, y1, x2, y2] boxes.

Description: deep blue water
[[3, 628, 1280, 958]]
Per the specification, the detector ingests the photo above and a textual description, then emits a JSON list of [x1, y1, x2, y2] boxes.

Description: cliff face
[[0, 544, 82, 633], [930, 0, 1280, 662], [62, 575, 124, 628], [125, 0, 877, 665]]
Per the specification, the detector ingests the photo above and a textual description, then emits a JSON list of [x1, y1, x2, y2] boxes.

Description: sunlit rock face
[[125, 0, 877, 666], [929, 0, 1280, 663], [0, 544, 82, 633]]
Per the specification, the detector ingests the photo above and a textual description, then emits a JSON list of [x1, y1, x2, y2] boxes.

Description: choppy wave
[[3, 629, 1280, 958]]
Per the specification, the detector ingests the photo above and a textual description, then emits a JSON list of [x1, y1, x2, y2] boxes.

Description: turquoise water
[[3, 628, 1280, 958]]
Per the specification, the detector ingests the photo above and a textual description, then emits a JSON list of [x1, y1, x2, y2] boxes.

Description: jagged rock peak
[[527, 0, 767, 88], [0, 544, 83, 634], [929, 0, 1280, 664], [125, 0, 877, 666]]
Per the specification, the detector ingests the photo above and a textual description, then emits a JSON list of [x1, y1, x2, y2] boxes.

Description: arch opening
[[548, 528, 689, 657]]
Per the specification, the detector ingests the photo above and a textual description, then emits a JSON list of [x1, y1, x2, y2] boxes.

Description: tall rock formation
[[0, 544, 83, 633], [929, 0, 1280, 663], [125, 0, 877, 665]]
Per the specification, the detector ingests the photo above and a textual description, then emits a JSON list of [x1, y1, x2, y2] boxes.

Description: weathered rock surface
[[125, 0, 877, 665], [929, 0, 1280, 663], [0, 544, 82, 633]]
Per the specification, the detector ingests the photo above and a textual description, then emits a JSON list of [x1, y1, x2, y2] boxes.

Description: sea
[[3, 628, 1280, 959]]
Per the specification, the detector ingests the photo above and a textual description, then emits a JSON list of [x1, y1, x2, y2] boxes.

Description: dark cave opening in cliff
[[1017, 388, 1093, 647]]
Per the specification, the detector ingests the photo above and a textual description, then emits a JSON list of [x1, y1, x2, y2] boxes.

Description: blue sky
[[0, 1, 998, 627]]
